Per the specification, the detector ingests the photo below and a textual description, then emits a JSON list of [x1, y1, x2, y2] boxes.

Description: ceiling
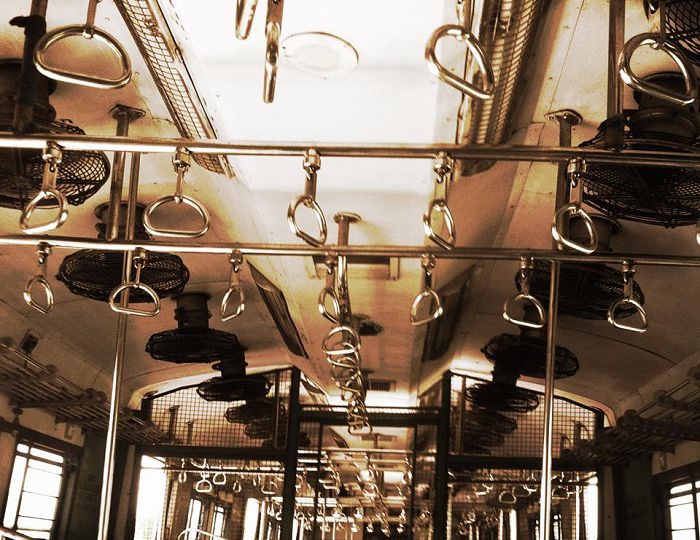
[[0, 0, 697, 426]]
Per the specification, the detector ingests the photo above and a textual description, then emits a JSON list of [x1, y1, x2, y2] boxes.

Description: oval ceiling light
[[281, 32, 358, 78]]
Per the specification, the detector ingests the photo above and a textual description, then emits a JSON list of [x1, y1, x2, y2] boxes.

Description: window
[[2, 441, 67, 539], [186, 499, 204, 540], [664, 477, 700, 540], [133, 456, 168, 540], [212, 505, 226, 538]]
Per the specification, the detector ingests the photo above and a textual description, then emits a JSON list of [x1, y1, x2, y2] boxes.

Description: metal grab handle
[[696, 219, 699, 247], [425, 25, 495, 100], [498, 490, 516, 504], [318, 254, 340, 323], [33, 0, 132, 89], [221, 250, 246, 321], [423, 153, 456, 250], [23, 243, 54, 314], [108, 248, 161, 317], [232, 478, 242, 493], [410, 254, 443, 326], [20, 142, 68, 234], [195, 476, 213, 493], [607, 261, 648, 333], [236, 0, 259, 39], [322, 325, 361, 357], [503, 257, 546, 329], [618, 33, 698, 107], [261, 480, 277, 496], [263, 0, 284, 103], [288, 149, 327, 246], [212, 472, 227, 485], [551, 204, 598, 254], [143, 148, 210, 238]]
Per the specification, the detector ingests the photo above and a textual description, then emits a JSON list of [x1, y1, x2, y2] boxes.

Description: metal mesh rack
[[142, 368, 292, 449]]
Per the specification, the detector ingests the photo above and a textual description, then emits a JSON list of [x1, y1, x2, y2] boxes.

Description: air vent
[[367, 379, 395, 393]]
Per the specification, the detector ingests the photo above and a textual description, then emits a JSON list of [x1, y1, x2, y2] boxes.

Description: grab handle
[[425, 25, 495, 100], [235, 0, 259, 40], [33, 0, 132, 89], [263, 0, 284, 103], [410, 254, 443, 326], [221, 250, 246, 321], [503, 257, 546, 329], [318, 254, 340, 323], [108, 248, 161, 317], [423, 153, 456, 250], [288, 149, 327, 246], [143, 148, 210, 238], [607, 261, 648, 333], [551, 158, 598, 254], [618, 33, 698, 106], [321, 325, 361, 357], [23, 243, 54, 314], [20, 142, 68, 234]]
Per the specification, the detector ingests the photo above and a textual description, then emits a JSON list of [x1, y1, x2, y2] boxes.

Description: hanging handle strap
[[423, 153, 456, 250], [195, 473, 213, 494], [425, 25, 495, 100], [33, 0, 132, 89], [321, 325, 361, 357], [607, 261, 648, 333], [108, 248, 161, 317], [143, 148, 210, 238], [221, 250, 246, 321], [235, 0, 259, 39], [263, 0, 284, 103], [551, 158, 598, 254], [318, 254, 341, 324], [23, 243, 54, 314], [410, 254, 444, 326], [20, 142, 68, 234], [503, 257, 547, 329], [288, 149, 328, 246]]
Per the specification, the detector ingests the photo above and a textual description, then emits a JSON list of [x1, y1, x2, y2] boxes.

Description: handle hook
[[221, 250, 246, 321], [423, 153, 456, 250], [318, 253, 341, 324], [23, 242, 55, 314], [551, 158, 598, 254], [410, 253, 444, 326], [20, 142, 68, 234], [108, 248, 161, 317], [503, 257, 547, 328], [288, 149, 328, 246], [607, 261, 648, 333]]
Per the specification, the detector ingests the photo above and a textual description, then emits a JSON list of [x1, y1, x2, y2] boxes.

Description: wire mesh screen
[[143, 369, 292, 448], [448, 468, 599, 540], [449, 374, 601, 459]]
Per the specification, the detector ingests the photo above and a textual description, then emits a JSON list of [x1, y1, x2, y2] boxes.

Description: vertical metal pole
[[538, 110, 580, 540], [96, 152, 141, 540], [106, 106, 145, 241], [311, 421, 324, 538], [433, 372, 452, 540], [408, 426, 418, 540], [280, 368, 302, 540], [607, 0, 625, 118]]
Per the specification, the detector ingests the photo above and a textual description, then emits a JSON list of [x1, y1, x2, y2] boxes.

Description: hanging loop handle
[[410, 254, 444, 326], [288, 149, 328, 246], [607, 261, 648, 333], [235, 0, 259, 39], [263, 0, 284, 103], [212, 471, 227, 485], [143, 148, 211, 238], [551, 158, 598, 254], [503, 257, 547, 329], [23, 243, 54, 314], [195, 474, 213, 494], [20, 142, 68, 234], [423, 153, 456, 250], [108, 248, 161, 317], [34, 0, 132, 89], [261, 479, 277, 496], [221, 250, 246, 321], [318, 254, 341, 324], [425, 25, 495, 100], [322, 325, 361, 357], [619, 35, 698, 106]]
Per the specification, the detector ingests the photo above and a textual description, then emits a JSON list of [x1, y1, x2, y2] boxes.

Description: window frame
[[2, 438, 73, 539], [655, 462, 700, 540]]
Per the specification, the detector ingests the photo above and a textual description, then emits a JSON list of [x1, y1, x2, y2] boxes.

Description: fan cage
[[142, 368, 293, 449], [481, 333, 580, 380], [419, 373, 602, 460], [660, 0, 700, 66], [146, 328, 243, 364], [0, 118, 110, 210], [517, 260, 645, 320], [57, 250, 189, 303], [580, 120, 700, 228]]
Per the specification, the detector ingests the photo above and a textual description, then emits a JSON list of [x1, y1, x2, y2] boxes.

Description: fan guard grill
[[517, 260, 645, 320], [465, 382, 540, 413], [580, 129, 700, 228], [0, 119, 110, 210], [225, 399, 277, 424], [481, 333, 579, 379], [146, 328, 242, 364], [196, 375, 271, 403], [57, 250, 189, 303], [663, 0, 700, 66]]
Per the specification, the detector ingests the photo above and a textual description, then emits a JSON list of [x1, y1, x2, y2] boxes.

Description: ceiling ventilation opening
[[57, 203, 190, 303], [146, 292, 242, 364]]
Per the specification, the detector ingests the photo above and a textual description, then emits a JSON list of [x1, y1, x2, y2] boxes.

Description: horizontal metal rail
[[1, 132, 700, 169], [0, 235, 699, 267]]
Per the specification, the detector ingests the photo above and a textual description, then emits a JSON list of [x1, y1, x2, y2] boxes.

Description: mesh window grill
[[449, 468, 599, 540], [144, 369, 292, 449], [114, 0, 229, 175], [448, 374, 601, 459]]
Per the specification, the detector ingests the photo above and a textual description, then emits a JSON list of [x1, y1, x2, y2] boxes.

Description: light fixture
[[281, 32, 359, 78]]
